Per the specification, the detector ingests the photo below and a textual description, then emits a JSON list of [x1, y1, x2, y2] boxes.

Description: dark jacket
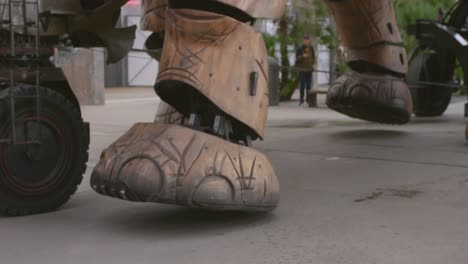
[[295, 45, 315, 72]]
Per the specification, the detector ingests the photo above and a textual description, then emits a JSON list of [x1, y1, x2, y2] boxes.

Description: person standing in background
[[296, 34, 316, 106], [438, 7, 445, 22]]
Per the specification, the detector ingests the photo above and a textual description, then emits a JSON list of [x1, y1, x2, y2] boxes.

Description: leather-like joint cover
[[155, 9, 270, 139]]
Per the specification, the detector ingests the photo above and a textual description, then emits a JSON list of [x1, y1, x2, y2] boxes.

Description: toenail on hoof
[[192, 176, 234, 207], [89, 167, 104, 190], [90, 124, 281, 211], [119, 158, 163, 202], [350, 85, 371, 98], [326, 79, 346, 106], [327, 85, 340, 100]]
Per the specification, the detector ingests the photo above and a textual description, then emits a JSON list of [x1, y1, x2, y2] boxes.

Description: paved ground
[[2, 88, 468, 264]]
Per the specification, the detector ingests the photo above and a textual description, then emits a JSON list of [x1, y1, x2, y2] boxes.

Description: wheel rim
[[0, 115, 70, 195]]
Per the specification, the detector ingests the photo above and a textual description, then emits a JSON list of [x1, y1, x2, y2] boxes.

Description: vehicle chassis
[[407, 0, 468, 126]]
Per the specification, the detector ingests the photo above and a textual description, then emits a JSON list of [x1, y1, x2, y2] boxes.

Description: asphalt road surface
[[2, 88, 468, 264]]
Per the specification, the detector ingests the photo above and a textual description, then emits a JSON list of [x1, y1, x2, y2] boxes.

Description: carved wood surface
[[324, 0, 402, 48], [324, 0, 407, 75], [155, 9, 270, 138], [140, 0, 168, 32], [91, 123, 280, 210], [326, 71, 413, 124], [154, 101, 186, 124]]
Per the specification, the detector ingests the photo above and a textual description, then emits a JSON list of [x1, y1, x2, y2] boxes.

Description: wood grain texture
[[91, 123, 280, 211], [326, 71, 413, 124], [324, 0, 402, 48], [155, 9, 270, 139], [154, 101, 186, 124], [324, 0, 407, 75], [140, 0, 168, 32], [346, 44, 408, 76]]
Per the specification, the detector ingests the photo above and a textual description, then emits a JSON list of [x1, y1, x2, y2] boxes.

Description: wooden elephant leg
[[91, 3, 288, 211], [324, 0, 413, 124]]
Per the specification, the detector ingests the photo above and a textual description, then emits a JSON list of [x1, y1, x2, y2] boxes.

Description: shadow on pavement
[[102, 205, 276, 238], [329, 129, 410, 140]]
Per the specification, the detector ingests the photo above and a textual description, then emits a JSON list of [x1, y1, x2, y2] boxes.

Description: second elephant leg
[[323, 0, 413, 124], [90, 7, 281, 212]]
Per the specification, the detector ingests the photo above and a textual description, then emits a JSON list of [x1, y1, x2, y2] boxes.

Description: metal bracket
[[213, 115, 233, 141], [188, 113, 200, 127], [249, 72, 258, 96]]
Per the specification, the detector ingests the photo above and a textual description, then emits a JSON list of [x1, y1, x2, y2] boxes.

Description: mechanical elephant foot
[[324, 0, 412, 124], [91, 5, 286, 212], [326, 72, 412, 124], [90, 123, 280, 211]]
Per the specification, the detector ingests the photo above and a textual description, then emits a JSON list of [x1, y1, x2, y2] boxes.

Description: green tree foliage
[[394, 0, 463, 85], [394, 0, 457, 52]]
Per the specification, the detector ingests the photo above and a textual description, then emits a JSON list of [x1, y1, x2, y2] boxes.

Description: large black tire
[[0, 85, 89, 216], [408, 53, 454, 117]]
